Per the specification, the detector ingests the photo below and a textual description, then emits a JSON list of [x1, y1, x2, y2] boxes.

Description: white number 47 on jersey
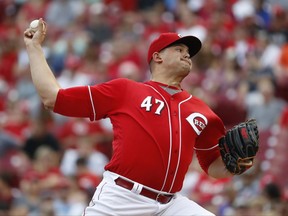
[[141, 96, 165, 115]]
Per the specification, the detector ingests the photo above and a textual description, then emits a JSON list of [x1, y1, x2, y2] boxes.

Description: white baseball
[[29, 19, 39, 31]]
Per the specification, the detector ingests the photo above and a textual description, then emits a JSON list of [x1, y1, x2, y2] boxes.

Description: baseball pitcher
[[24, 19, 259, 216]]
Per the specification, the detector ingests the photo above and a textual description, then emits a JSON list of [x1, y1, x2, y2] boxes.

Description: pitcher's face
[[159, 44, 193, 74]]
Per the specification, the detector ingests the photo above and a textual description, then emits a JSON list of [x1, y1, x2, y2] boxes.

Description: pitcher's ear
[[152, 52, 163, 63]]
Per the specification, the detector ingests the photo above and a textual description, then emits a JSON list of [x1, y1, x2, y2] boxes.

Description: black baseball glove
[[219, 119, 259, 175]]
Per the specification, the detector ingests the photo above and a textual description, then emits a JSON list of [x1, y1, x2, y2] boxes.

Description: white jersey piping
[[168, 95, 192, 192], [193, 144, 219, 151], [88, 85, 96, 121], [144, 84, 172, 193]]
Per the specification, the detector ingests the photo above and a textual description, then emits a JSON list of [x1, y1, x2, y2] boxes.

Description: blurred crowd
[[1, 0, 288, 215]]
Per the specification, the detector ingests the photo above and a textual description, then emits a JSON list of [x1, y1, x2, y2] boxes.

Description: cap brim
[[170, 36, 202, 58]]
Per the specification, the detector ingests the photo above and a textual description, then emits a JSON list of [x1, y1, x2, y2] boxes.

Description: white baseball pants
[[82, 171, 215, 216]]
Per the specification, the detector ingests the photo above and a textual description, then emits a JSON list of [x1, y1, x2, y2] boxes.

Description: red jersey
[[54, 78, 225, 193]]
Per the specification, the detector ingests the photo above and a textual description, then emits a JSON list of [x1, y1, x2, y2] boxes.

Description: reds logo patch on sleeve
[[186, 113, 208, 135]]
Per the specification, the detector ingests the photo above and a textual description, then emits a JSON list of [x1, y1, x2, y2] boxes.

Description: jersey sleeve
[[54, 78, 129, 121], [194, 113, 225, 174]]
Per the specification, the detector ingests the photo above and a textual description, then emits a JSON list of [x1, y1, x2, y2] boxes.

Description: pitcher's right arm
[[24, 18, 60, 110]]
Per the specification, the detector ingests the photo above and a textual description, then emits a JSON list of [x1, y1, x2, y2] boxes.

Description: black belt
[[114, 177, 174, 204]]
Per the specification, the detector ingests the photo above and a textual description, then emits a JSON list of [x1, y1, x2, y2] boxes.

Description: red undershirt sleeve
[[194, 114, 226, 174]]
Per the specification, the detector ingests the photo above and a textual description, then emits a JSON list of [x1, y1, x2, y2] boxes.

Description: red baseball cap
[[147, 32, 202, 63]]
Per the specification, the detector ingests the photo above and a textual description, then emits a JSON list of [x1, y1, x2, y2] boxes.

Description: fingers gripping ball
[[219, 119, 259, 175], [25, 18, 47, 43]]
